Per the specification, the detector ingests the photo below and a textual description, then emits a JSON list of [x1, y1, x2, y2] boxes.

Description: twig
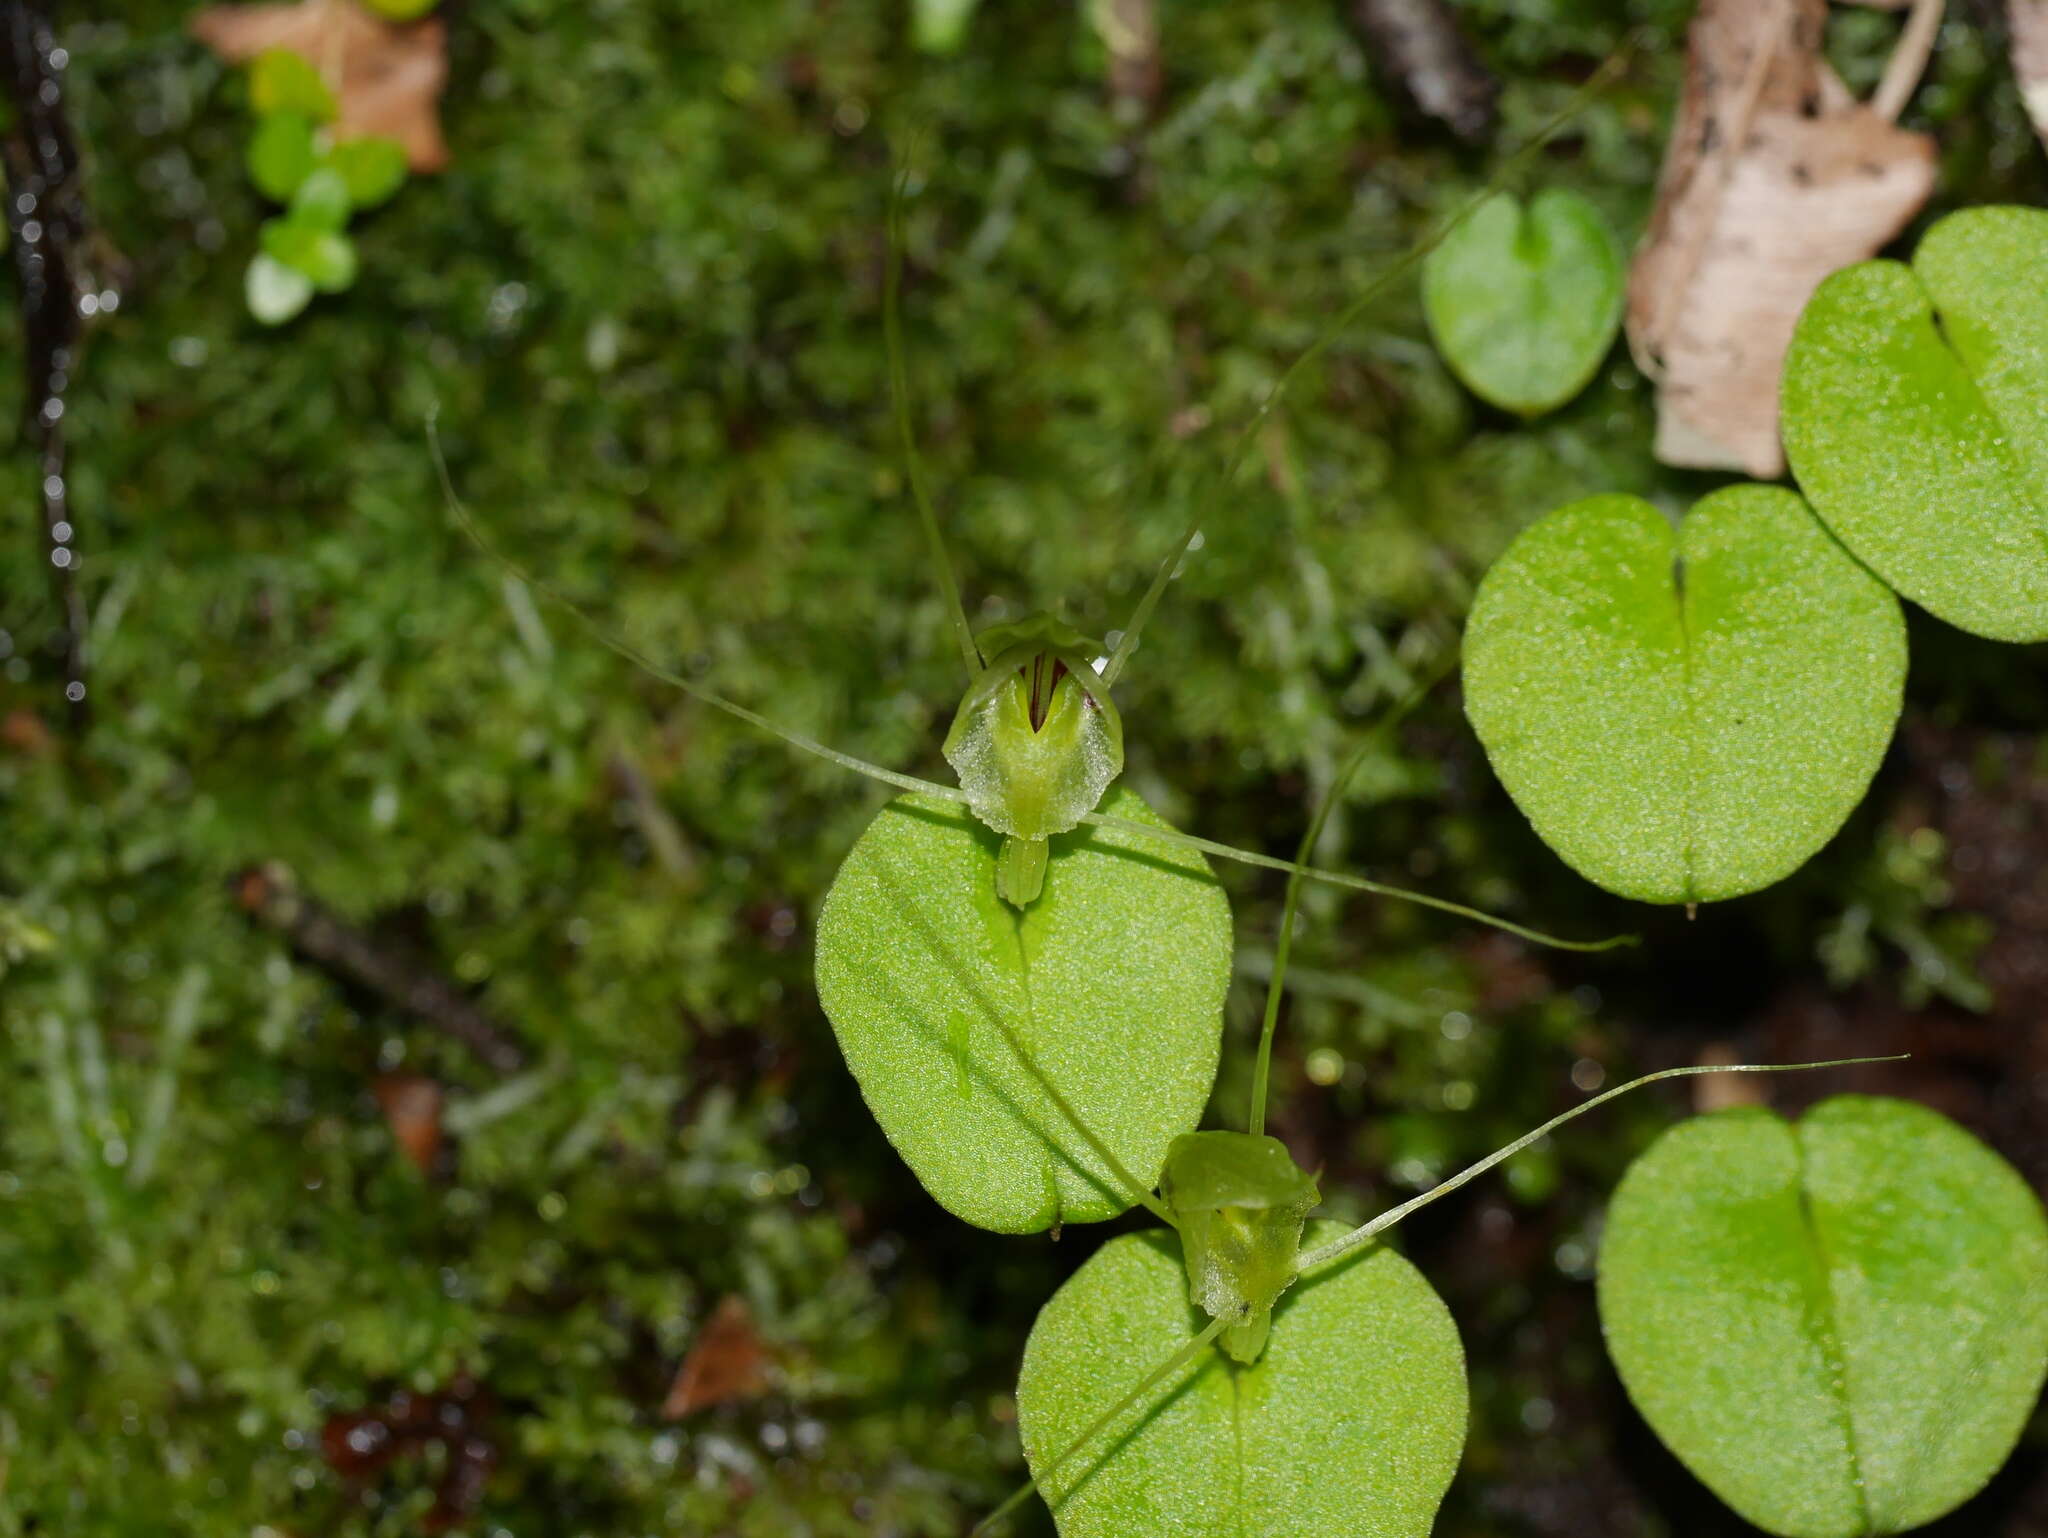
[[233, 862, 528, 1073], [1349, 0, 1500, 144], [1, 1, 103, 720], [1094, 0, 1162, 116], [1871, 0, 1945, 122], [608, 748, 698, 883]]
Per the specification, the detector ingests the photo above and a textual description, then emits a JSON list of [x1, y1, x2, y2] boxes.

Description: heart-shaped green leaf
[[1462, 486, 1905, 905], [912, 0, 980, 53], [245, 252, 314, 326], [814, 788, 1229, 1233], [260, 216, 358, 294], [246, 111, 317, 203], [1782, 205, 2048, 642], [289, 167, 354, 233], [1421, 189, 1624, 418], [1599, 1096, 2048, 1538], [248, 47, 337, 123], [1016, 1222, 1466, 1536], [326, 136, 409, 210]]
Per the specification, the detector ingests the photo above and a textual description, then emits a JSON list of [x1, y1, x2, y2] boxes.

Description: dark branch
[[1349, 0, 1500, 144], [2, 1, 104, 720], [233, 862, 530, 1075]]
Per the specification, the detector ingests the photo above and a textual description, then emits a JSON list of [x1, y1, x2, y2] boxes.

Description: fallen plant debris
[[1625, 0, 1940, 477], [662, 1294, 773, 1419], [1091, 0, 1162, 118], [323, 1375, 498, 1531], [1348, 0, 1499, 144], [372, 1071, 444, 1173], [233, 862, 528, 1073], [2015, 0, 2048, 147], [189, 0, 449, 172]]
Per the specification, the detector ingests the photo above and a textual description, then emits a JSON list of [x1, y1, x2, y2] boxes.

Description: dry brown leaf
[[1, 710, 55, 756], [373, 1073, 444, 1172], [662, 1295, 771, 1419], [190, 0, 449, 172], [1626, 0, 1939, 478], [2014, 0, 2048, 147]]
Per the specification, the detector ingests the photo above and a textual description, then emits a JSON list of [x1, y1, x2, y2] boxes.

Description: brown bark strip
[[1348, 0, 1500, 144], [233, 862, 528, 1073]]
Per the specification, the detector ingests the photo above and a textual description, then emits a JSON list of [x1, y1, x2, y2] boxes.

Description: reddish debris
[[322, 1374, 497, 1531], [662, 1294, 771, 1419], [372, 1073, 444, 1174]]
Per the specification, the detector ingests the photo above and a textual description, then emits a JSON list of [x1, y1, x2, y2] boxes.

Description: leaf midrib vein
[[1793, 1138, 1873, 1536], [1921, 296, 2048, 554], [1673, 553, 1701, 906]]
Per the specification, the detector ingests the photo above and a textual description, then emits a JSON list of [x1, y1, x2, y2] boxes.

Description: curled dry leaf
[[663, 1295, 772, 1418], [190, 0, 449, 172], [1626, 0, 1938, 478], [2015, 0, 2048, 147]]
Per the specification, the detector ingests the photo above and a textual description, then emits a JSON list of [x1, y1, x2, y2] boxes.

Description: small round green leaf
[[1421, 189, 1624, 417], [1783, 205, 2048, 641], [245, 251, 313, 326], [246, 111, 317, 203], [814, 788, 1229, 1233], [260, 216, 358, 294], [1599, 1096, 2048, 1538], [362, 0, 439, 17], [1017, 1222, 1466, 1537], [1462, 486, 1905, 904], [326, 136, 409, 210], [912, 0, 980, 53], [248, 47, 337, 123], [289, 167, 354, 233]]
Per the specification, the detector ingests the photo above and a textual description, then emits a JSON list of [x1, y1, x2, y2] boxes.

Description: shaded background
[[2, 1, 2045, 1534]]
